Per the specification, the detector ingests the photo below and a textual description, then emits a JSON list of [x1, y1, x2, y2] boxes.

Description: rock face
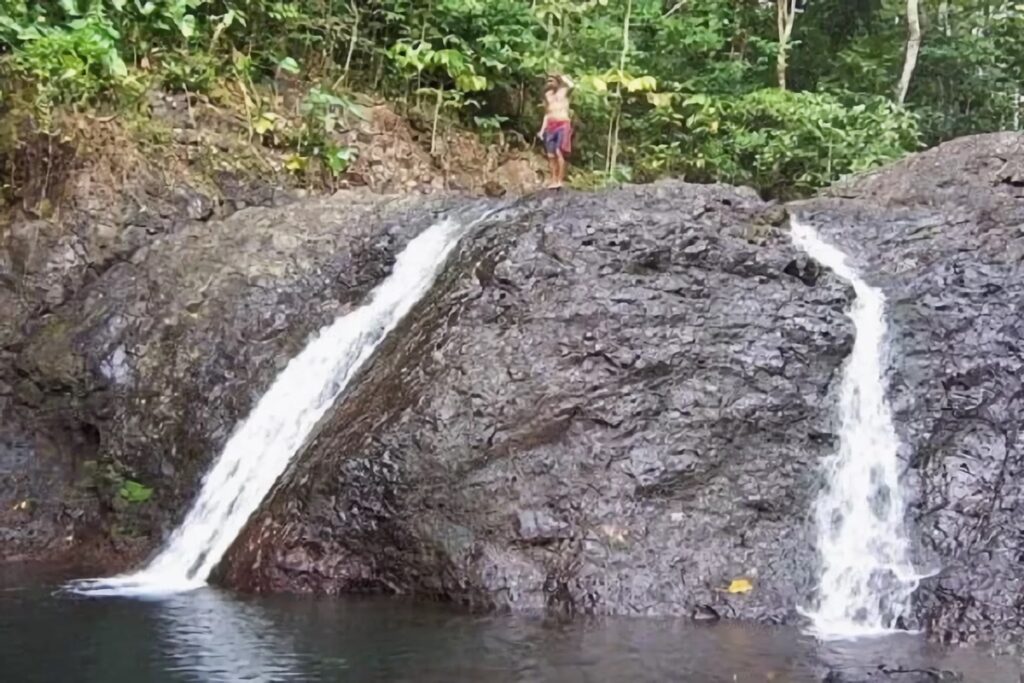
[[797, 132, 1024, 649], [0, 189, 464, 564], [5, 129, 1024, 650], [219, 182, 853, 623]]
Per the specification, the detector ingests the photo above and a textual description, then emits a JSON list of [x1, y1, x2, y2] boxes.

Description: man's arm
[[539, 90, 552, 137]]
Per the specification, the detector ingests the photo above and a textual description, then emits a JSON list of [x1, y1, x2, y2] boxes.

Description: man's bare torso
[[544, 87, 571, 121]]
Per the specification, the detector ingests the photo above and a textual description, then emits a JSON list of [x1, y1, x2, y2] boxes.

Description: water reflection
[[0, 569, 1020, 683], [157, 589, 312, 682]]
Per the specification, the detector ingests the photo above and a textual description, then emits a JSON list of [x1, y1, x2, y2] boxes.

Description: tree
[[607, 0, 633, 175], [0, 0, 1018, 197], [776, 0, 799, 90], [896, 0, 922, 104]]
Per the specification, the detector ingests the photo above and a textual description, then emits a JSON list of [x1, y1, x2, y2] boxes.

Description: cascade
[[69, 217, 472, 596], [790, 218, 922, 639]]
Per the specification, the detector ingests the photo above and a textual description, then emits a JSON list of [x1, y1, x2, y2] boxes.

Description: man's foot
[[546, 182, 563, 190]]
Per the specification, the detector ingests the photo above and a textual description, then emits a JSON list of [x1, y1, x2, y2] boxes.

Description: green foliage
[[118, 479, 154, 504], [657, 89, 920, 196], [1, 0, 1021, 194], [82, 461, 154, 507], [1, 4, 134, 116], [157, 49, 218, 92], [277, 86, 362, 179]]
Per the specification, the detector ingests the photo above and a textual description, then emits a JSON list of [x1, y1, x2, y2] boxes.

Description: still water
[[1, 568, 1019, 683]]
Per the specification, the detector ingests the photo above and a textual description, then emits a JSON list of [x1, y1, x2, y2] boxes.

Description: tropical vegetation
[[1, 0, 1022, 195]]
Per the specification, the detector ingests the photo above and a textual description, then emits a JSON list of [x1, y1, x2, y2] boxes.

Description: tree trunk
[[341, 1, 360, 86], [430, 89, 443, 155], [776, 0, 798, 90], [896, 0, 922, 105], [608, 0, 633, 175]]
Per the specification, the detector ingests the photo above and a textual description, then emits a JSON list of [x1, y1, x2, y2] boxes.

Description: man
[[538, 73, 574, 189]]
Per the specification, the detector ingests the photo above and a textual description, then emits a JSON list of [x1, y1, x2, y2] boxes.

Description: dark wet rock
[[170, 184, 216, 222], [823, 667, 963, 682], [515, 509, 571, 544], [5, 128, 1024, 651], [692, 604, 721, 622], [796, 132, 1024, 650], [0, 190, 467, 565], [220, 181, 852, 622], [212, 170, 287, 218]]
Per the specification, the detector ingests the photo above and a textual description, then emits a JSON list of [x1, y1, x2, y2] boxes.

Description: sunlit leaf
[[118, 480, 153, 504], [253, 113, 278, 135], [105, 52, 128, 78], [455, 73, 488, 92], [278, 56, 300, 74], [625, 75, 657, 93], [647, 92, 673, 108], [285, 154, 308, 172]]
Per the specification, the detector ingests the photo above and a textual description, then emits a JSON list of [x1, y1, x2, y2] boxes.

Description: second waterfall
[[790, 218, 922, 639]]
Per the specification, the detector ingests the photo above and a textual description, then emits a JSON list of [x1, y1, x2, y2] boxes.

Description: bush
[[634, 89, 921, 197], [1, 6, 137, 121]]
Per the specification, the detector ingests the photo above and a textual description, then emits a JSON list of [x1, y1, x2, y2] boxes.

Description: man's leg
[[556, 152, 567, 188], [547, 153, 559, 189]]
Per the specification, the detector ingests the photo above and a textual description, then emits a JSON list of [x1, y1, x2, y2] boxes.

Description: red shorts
[[543, 120, 572, 156]]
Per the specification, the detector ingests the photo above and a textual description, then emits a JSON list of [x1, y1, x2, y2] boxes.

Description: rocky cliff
[[0, 189, 468, 564], [3, 132, 1024, 649], [218, 182, 851, 625], [799, 132, 1024, 649]]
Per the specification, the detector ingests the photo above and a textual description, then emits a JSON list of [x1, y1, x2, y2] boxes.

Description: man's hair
[[545, 73, 572, 91]]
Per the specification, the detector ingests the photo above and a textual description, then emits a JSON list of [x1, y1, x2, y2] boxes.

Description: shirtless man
[[538, 74, 574, 189]]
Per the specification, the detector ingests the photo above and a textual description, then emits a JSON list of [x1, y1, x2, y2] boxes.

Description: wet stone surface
[[220, 181, 854, 624], [4, 132, 1024, 652], [799, 132, 1024, 650], [0, 191, 470, 565]]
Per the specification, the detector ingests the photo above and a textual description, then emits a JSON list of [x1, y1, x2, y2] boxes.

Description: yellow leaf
[[647, 92, 673, 108], [727, 578, 753, 594], [253, 117, 276, 135], [625, 75, 657, 93], [586, 76, 608, 93]]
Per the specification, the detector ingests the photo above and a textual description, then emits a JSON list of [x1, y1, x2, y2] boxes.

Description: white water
[[790, 219, 922, 640], [69, 217, 471, 597]]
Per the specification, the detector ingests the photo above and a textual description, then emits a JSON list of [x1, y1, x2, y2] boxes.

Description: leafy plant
[[0, 0, 1020, 193], [118, 479, 154, 504], [659, 89, 920, 196], [157, 48, 218, 93], [2, 5, 134, 119], [281, 85, 362, 179]]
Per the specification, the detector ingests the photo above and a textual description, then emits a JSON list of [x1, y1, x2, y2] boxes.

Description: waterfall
[[790, 218, 922, 639], [69, 217, 472, 597]]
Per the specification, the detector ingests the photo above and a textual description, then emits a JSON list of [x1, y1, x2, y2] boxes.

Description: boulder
[[219, 182, 852, 623], [5, 129, 1024, 652]]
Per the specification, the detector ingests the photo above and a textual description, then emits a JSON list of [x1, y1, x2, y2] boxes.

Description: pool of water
[[1, 567, 1018, 683]]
